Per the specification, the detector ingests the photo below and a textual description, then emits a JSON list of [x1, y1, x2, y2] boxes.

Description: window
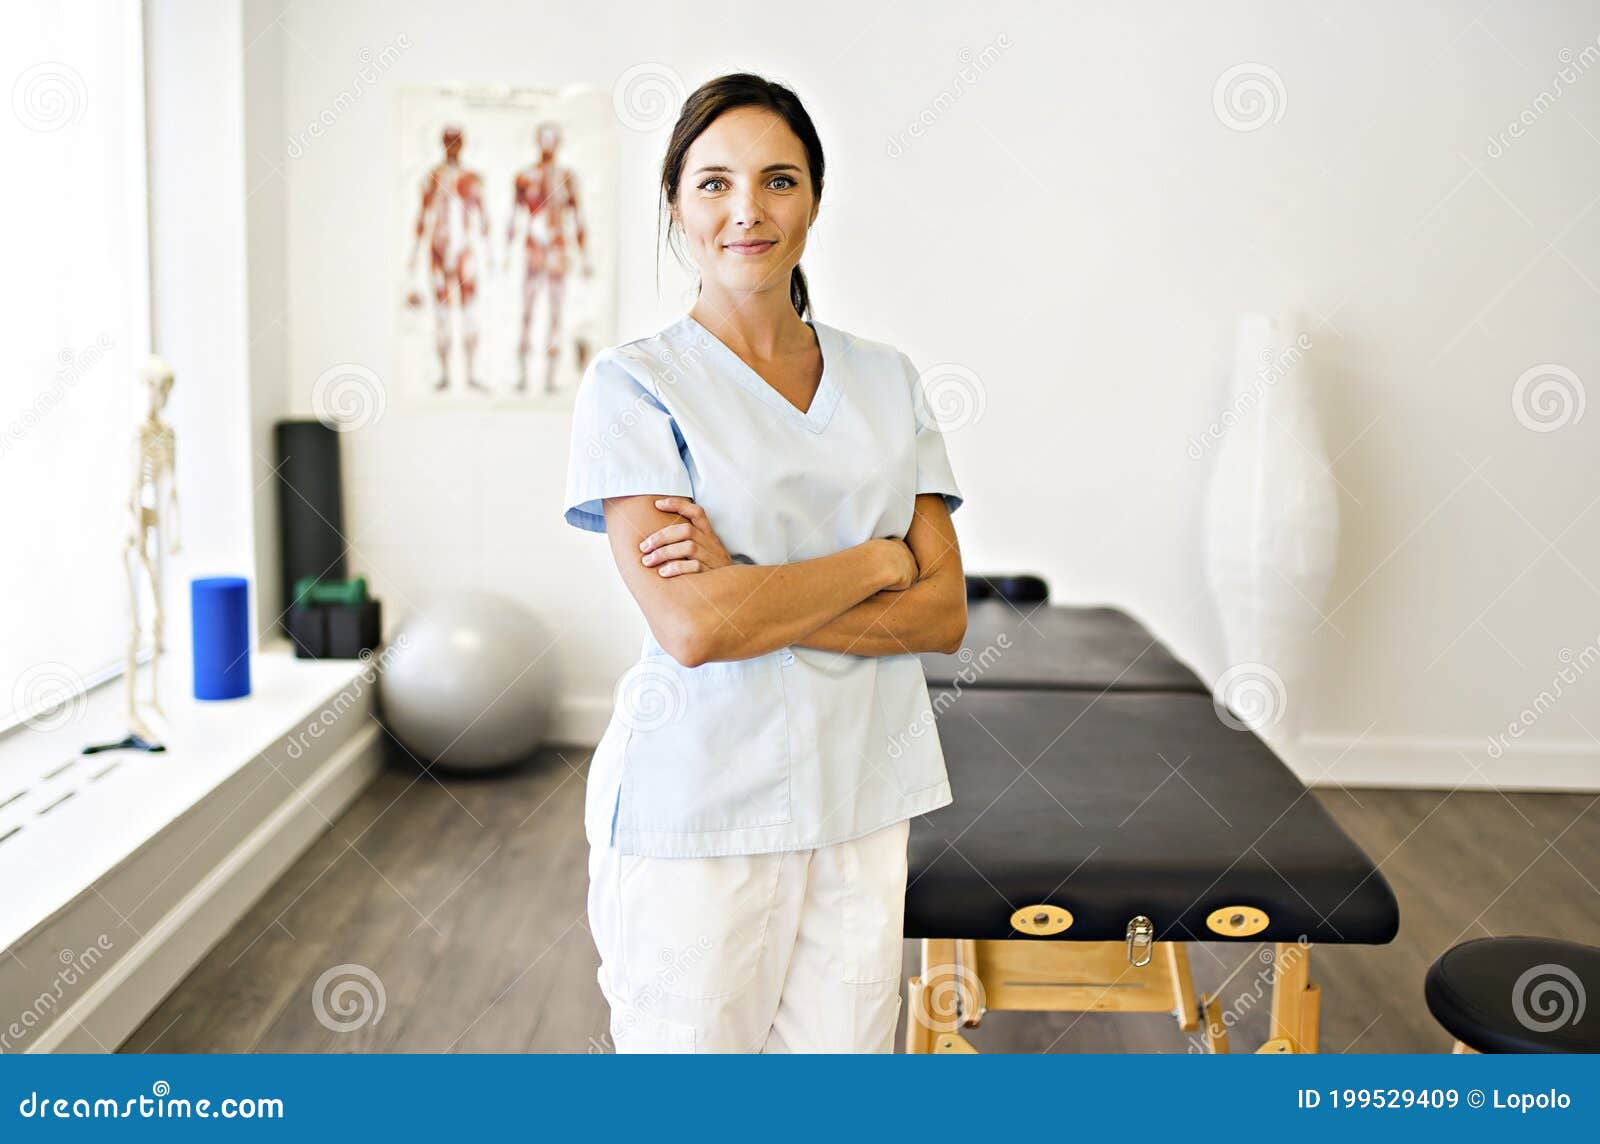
[[1, 1, 151, 731]]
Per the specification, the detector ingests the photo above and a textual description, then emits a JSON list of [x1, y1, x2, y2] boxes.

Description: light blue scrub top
[[562, 314, 964, 858]]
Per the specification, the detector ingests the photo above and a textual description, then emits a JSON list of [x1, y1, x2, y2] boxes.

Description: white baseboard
[[1292, 732, 1600, 793], [549, 694, 612, 752], [21, 721, 386, 1053]]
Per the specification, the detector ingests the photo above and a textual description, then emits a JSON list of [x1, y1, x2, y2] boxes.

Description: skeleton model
[[84, 355, 182, 755], [407, 124, 492, 394], [507, 121, 592, 394]]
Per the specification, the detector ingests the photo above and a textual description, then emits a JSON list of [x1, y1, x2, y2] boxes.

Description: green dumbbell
[[293, 575, 369, 607]]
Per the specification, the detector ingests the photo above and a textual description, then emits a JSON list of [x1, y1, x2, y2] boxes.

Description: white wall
[[145, 0, 259, 659], [244, 0, 292, 643], [265, 0, 1600, 787]]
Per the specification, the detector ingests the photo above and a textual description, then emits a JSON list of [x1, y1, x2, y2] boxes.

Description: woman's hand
[[639, 497, 734, 577], [878, 537, 920, 592]]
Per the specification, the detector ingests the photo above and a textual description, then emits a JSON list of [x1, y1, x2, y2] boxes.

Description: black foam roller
[[275, 420, 347, 621]]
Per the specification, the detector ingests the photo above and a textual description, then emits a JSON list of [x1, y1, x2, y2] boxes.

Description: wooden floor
[[120, 741, 1600, 1053]]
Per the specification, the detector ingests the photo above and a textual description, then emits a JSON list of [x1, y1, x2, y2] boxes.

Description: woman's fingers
[[655, 558, 701, 577], [654, 496, 703, 524], [639, 520, 693, 553], [642, 539, 697, 567]]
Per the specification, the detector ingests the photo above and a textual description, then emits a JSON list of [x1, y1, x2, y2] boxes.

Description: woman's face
[[675, 106, 820, 306]]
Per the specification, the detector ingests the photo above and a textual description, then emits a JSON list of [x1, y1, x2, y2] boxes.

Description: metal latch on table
[[1126, 915, 1155, 966]]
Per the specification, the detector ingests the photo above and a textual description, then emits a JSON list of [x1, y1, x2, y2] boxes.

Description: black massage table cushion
[[920, 602, 1209, 694], [906, 688, 1400, 945]]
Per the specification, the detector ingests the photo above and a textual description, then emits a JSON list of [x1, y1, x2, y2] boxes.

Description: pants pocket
[[618, 848, 785, 1002], [839, 819, 911, 985], [598, 963, 698, 1053]]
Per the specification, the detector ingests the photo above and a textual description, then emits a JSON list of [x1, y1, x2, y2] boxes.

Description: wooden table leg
[[1269, 942, 1320, 1053]]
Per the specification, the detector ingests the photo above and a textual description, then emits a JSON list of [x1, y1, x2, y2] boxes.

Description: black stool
[[964, 574, 1049, 604], [1424, 936, 1600, 1053]]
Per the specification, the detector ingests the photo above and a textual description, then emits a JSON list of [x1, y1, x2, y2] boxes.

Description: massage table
[[906, 600, 1400, 1053]]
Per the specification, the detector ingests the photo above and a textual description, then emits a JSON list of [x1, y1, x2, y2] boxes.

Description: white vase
[[1203, 314, 1340, 746]]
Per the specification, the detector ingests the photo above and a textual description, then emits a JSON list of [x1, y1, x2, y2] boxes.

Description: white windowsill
[[0, 638, 372, 955]]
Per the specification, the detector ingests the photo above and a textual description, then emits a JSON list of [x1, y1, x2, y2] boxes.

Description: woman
[[561, 73, 966, 1053]]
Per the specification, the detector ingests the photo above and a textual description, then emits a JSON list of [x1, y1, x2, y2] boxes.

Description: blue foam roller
[[191, 576, 251, 700]]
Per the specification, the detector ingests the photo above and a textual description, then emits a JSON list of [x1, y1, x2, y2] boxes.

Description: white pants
[[587, 817, 911, 1053]]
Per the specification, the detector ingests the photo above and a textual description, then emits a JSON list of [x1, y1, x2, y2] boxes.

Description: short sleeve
[[562, 351, 694, 533], [900, 352, 964, 515]]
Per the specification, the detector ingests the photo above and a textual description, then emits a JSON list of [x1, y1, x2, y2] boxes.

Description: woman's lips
[[725, 241, 776, 255]]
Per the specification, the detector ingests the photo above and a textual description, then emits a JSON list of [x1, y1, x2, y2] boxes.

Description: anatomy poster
[[395, 84, 617, 410]]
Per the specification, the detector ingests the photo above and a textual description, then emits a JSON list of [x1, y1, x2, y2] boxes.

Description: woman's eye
[[698, 178, 725, 192], [770, 175, 796, 189]]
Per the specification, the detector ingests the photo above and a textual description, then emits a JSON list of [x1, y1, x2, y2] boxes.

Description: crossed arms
[[598, 492, 966, 668]]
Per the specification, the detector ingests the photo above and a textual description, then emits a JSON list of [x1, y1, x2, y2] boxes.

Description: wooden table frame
[[905, 937, 1321, 1054]]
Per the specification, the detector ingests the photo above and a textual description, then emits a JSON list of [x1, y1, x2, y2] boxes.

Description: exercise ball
[[379, 591, 552, 769]]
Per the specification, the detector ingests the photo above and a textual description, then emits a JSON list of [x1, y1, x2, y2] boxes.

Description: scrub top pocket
[[616, 652, 793, 834]]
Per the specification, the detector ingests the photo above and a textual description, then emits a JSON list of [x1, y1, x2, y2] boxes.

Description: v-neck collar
[[679, 313, 842, 433]]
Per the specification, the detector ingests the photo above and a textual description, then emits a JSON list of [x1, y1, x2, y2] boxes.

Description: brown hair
[[659, 73, 825, 319]]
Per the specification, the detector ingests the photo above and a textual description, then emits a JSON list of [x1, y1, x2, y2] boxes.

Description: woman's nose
[[732, 190, 764, 227]]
